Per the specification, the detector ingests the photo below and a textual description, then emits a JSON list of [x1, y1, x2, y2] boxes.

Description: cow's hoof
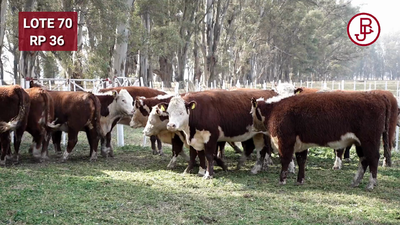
[[203, 174, 213, 179], [332, 166, 341, 170], [296, 179, 304, 185], [152, 150, 158, 155], [251, 164, 262, 175], [279, 180, 286, 185], [158, 152, 164, 156], [101, 151, 108, 158], [351, 182, 360, 188], [198, 167, 206, 177], [108, 151, 114, 158], [343, 158, 351, 163]]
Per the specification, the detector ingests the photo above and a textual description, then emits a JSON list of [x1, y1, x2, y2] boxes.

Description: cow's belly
[[217, 126, 255, 142], [272, 133, 361, 153]]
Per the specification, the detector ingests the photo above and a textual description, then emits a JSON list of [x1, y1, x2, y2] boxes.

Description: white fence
[[4, 77, 400, 151]]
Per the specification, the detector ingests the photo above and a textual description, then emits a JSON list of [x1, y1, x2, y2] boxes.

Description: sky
[[351, 0, 400, 35]]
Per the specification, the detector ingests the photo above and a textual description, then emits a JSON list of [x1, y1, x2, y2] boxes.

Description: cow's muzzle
[[167, 122, 177, 131]]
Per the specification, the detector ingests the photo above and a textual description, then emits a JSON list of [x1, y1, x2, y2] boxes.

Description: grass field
[[1, 127, 400, 224]]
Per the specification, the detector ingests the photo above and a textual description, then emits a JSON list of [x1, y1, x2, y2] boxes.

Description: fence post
[[140, 77, 144, 87], [84, 81, 87, 90], [117, 125, 124, 147], [374, 81, 376, 90], [385, 81, 387, 90], [369, 83, 371, 90], [162, 82, 164, 91], [364, 80, 366, 91], [263, 81, 266, 90], [397, 81, 399, 97], [174, 82, 179, 94], [353, 80, 356, 90], [341, 80, 344, 90], [300, 80, 302, 87], [332, 81, 334, 90]]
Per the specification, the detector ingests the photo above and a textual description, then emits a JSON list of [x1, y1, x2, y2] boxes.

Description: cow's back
[[100, 86, 166, 98]]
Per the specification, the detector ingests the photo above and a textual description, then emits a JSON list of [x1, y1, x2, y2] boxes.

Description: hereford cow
[[294, 86, 398, 168], [251, 91, 395, 190], [162, 90, 277, 179], [0, 85, 30, 166], [144, 103, 233, 175], [46, 91, 104, 162], [25, 87, 59, 160], [98, 86, 166, 157]]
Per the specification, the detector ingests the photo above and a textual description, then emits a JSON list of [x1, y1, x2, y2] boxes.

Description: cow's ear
[[187, 101, 196, 110], [294, 88, 303, 95], [159, 103, 168, 112], [112, 90, 118, 98], [251, 97, 257, 108]]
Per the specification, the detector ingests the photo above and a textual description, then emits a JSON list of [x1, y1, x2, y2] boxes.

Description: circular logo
[[347, 13, 380, 46]]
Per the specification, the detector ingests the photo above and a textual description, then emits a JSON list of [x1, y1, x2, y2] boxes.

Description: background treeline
[[1, 0, 399, 87]]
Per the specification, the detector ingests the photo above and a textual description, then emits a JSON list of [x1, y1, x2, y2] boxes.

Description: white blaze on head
[[107, 89, 134, 116], [273, 82, 296, 96], [143, 105, 169, 136], [166, 96, 193, 132]]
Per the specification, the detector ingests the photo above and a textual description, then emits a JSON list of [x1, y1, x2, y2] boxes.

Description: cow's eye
[[179, 112, 183, 115], [122, 100, 126, 103]]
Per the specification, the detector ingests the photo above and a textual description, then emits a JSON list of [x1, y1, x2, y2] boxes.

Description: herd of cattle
[[0, 81, 398, 191]]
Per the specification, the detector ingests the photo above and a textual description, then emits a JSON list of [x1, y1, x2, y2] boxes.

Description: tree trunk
[[153, 56, 173, 88], [19, 0, 37, 82], [0, 0, 7, 83], [111, 0, 135, 78], [139, 12, 151, 86]]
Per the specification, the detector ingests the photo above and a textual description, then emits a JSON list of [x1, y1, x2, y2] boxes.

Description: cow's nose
[[167, 123, 176, 131]]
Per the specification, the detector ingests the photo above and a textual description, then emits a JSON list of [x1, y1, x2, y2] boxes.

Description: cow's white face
[[166, 96, 194, 132], [143, 105, 169, 136], [112, 89, 134, 116]]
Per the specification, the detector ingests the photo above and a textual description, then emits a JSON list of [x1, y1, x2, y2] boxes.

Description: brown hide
[[47, 91, 103, 161], [173, 90, 277, 177], [25, 87, 56, 159], [0, 85, 30, 165], [253, 91, 393, 189]]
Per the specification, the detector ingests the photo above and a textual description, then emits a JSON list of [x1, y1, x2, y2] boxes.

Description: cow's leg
[[31, 133, 43, 159], [217, 142, 225, 159], [86, 128, 100, 162], [197, 150, 207, 176], [156, 136, 163, 155], [13, 127, 25, 163], [52, 131, 63, 154], [279, 140, 295, 185], [344, 146, 351, 162], [228, 142, 242, 154], [150, 135, 160, 155], [101, 132, 114, 158], [251, 134, 270, 174], [366, 156, 379, 191], [41, 130, 52, 160], [352, 146, 368, 187], [203, 139, 217, 179], [214, 142, 228, 171], [333, 148, 344, 170], [295, 149, 308, 185], [61, 130, 78, 162], [237, 139, 255, 170], [183, 147, 198, 174], [167, 135, 184, 169], [0, 133, 10, 166]]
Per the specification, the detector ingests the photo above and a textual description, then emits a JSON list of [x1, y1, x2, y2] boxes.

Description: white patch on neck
[[155, 94, 173, 100], [265, 94, 294, 104]]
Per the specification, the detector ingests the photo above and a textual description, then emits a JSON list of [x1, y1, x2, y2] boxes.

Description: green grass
[[1, 128, 400, 224]]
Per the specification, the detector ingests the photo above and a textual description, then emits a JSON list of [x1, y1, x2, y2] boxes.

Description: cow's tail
[[88, 93, 105, 137], [382, 95, 392, 167], [40, 89, 60, 129], [0, 86, 28, 133]]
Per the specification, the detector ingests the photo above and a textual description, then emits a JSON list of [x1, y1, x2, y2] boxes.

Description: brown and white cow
[[25, 87, 59, 160], [0, 85, 30, 166], [251, 91, 395, 190], [144, 103, 233, 175], [294, 86, 398, 168], [98, 86, 166, 157], [47, 91, 104, 162], [163, 90, 277, 179]]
